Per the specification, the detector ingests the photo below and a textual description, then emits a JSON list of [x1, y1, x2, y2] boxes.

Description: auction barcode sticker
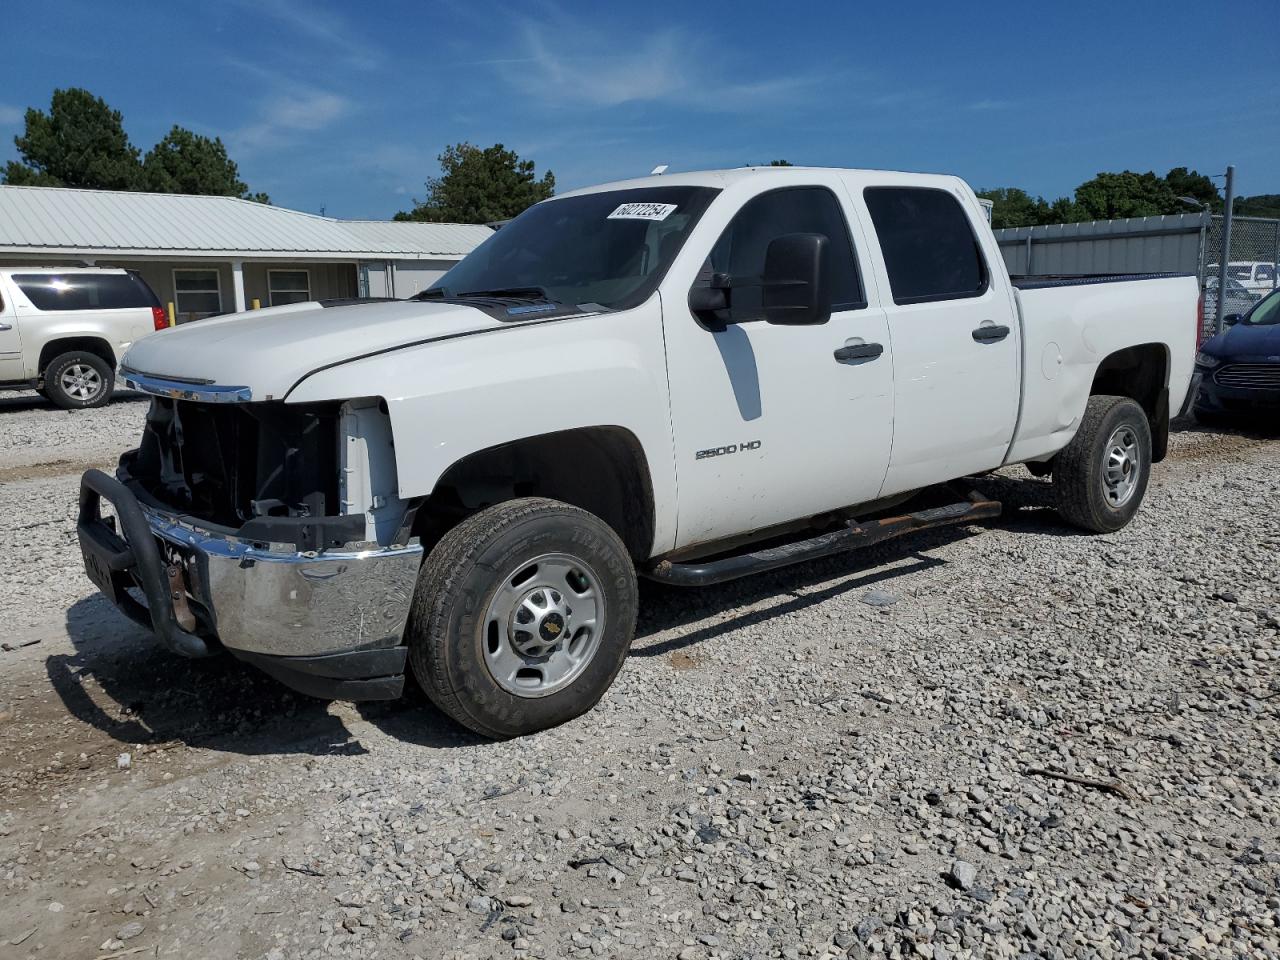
[[607, 202, 678, 221]]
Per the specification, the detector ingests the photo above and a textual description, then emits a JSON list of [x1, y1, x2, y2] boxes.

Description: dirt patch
[[670, 649, 700, 671], [0, 458, 97, 483]]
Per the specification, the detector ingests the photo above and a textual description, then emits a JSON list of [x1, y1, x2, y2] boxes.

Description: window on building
[[173, 269, 223, 319], [863, 187, 989, 305], [269, 270, 311, 306], [701, 187, 865, 320]]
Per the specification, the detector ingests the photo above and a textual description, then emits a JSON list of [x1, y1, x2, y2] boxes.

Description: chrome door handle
[[0, 323, 12, 331], [833, 342, 884, 362]]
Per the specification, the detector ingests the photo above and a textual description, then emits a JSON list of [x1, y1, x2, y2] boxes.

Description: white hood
[[121, 299, 505, 400]]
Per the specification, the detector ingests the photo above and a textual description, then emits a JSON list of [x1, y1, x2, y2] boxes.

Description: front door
[[662, 182, 895, 552], [858, 185, 1021, 496], [0, 280, 24, 381]]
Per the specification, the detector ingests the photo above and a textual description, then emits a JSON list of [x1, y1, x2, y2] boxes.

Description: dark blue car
[[1192, 287, 1280, 419]]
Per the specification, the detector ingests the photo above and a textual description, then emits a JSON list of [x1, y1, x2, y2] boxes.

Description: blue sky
[[2, 0, 1276, 219]]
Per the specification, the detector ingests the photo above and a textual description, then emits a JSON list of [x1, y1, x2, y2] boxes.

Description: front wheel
[[406, 497, 638, 739], [1053, 395, 1152, 533]]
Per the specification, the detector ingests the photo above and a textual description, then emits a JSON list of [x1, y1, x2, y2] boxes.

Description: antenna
[[650, 164, 668, 176]]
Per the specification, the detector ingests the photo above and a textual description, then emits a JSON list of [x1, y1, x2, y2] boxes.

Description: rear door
[[0, 277, 24, 381], [858, 184, 1021, 496], [662, 179, 895, 548]]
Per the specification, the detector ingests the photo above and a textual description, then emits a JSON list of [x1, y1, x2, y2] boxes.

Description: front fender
[[285, 304, 679, 554]]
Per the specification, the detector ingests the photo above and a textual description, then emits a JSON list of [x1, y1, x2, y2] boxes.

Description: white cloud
[[230, 87, 351, 154], [234, 0, 380, 70], [492, 18, 823, 112], [0, 104, 22, 125]]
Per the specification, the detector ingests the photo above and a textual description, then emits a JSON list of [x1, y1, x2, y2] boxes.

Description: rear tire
[[1053, 395, 1152, 533], [406, 497, 638, 739], [44, 351, 114, 409]]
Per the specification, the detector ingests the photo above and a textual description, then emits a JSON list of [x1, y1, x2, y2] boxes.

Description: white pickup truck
[[77, 167, 1197, 738]]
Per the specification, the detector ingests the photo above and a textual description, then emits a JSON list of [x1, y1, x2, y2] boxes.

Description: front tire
[[44, 351, 114, 409], [407, 497, 638, 739], [1053, 395, 1152, 533]]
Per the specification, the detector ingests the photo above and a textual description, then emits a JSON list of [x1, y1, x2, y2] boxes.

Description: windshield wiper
[[456, 285, 557, 303]]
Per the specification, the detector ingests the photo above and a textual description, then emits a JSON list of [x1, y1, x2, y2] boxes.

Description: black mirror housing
[[761, 233, 831, 326], [1223, 313, 1243, 326]]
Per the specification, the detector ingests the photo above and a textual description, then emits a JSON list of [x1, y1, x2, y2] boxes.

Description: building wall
[[113, 260, 235, 322], [96, 259, 356, 322], [242, 261, 357, 307], [390, 259, 455, 297]]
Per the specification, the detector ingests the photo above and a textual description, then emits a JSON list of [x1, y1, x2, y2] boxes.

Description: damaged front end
[[76, 383, 422, 700]]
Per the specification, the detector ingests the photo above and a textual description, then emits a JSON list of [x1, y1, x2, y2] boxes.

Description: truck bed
[[1005, 272, 1199, 466]]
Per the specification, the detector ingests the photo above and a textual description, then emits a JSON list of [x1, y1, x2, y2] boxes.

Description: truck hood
[[121, 299, 509, 400]]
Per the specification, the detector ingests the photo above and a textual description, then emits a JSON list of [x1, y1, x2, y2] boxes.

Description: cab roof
[[554, 166, 970, 199]]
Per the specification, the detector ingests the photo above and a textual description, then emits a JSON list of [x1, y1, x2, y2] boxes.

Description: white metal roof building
[[0, 185, 491, 321]]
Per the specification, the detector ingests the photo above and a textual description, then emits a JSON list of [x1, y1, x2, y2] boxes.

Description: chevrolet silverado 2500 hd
[[76, 167, 1197, 738]]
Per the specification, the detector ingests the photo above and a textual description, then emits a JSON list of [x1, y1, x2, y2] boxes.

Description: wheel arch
[[1089, 342, 1170, 462], [38, 336, 117, 378], [412, 425, 657, 562]]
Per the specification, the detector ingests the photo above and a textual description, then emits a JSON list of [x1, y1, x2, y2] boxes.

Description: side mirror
[[688, 274, 729, 315], [761, 233, 831, 326], [1224, 313, 1242, 326]]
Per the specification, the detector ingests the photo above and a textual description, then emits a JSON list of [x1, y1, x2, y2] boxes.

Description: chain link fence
[[1200, 214, 1280, 339]]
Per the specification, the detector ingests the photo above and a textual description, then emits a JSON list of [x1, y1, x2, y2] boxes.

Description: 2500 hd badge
[[696, 440, 762, 460]]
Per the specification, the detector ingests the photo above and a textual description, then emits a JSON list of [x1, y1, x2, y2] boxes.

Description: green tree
[[395, 143, 555, 224], [1074, 170, 1182, 220], [976, 187, 1050, 229], [3, 88, 141, 189], [768, 159, 793, 166], [1163, 167, 1220, 211], [1044, 196, 1084, 223], [1235, 194, 1280, 218], [142, 125, 268, 202]]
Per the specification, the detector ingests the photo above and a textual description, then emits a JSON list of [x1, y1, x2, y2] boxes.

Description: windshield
[[1227, 265, 1254, 281], [426, 186, 719, 312], [1245, 288, 1280, 326]]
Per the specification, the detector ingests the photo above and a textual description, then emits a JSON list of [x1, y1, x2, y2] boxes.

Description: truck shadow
[[51, 594, 481, 757], [632, 525, 973, 659]]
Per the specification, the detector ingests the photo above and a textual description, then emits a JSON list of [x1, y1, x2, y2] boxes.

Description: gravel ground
[[0, 391, 1277, 960]]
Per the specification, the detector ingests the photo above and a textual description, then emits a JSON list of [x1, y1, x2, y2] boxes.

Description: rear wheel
[[1053, 395, 1152, 532], [44, 351, 114, 409], [406, 497, 638, 739]]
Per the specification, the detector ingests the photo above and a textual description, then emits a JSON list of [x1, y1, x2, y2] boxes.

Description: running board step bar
[[645, 489, 1002, 587]]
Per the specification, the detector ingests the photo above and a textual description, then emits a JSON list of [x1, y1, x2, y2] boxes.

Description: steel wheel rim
[[482, 552, 606, 698], [1101, 424, 1141, 508], [60, 363, 103, 402]]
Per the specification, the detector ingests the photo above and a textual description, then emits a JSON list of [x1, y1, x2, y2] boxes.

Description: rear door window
[[863, 187, 989, 305], [14, 272, 159, 311]]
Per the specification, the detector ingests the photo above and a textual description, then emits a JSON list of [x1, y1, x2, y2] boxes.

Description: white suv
[[0, 267, 167, 408]]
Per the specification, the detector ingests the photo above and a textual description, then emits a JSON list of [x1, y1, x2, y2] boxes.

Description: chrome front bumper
[[144, 504, 423, 658], [77, 467, 423, 685]]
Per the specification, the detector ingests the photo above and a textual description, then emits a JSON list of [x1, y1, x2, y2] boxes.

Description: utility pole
[[1215, 165, 1235, 334]]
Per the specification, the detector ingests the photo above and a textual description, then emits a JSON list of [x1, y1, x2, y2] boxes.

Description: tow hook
[[166, 563, 197, 632]]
